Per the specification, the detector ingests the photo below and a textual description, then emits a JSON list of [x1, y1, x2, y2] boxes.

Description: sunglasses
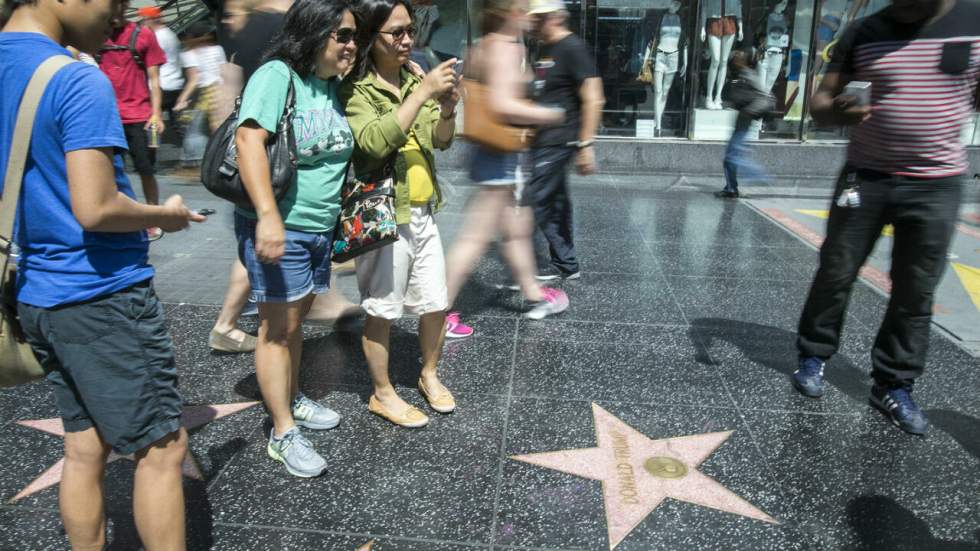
[[377, 25, 417, 41], [332, 27, 357, 44]]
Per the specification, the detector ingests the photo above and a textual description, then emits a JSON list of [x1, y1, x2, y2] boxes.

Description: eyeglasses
[[331, 27, 357, 44], [377, 25, 417, 41]]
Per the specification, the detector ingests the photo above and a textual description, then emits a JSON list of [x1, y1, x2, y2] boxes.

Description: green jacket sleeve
[[342, 82, 408, 160]]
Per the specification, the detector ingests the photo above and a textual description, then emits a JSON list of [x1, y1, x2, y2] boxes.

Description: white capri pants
[[356, 205, 449, 320]]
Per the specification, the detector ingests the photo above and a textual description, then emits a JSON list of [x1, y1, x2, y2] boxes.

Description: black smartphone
[[197, 208, 216, 216]]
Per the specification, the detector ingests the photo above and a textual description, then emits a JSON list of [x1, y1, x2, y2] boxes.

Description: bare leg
[[705, 35, 722, 106], [444, 187, 508, 307], [418, 311, 447, 392], [256, 298, 309, 436], [363, 315, 414, 414], [132, 429, 188, 551], [305, 279, 363, 322], [714, 34, 736, 105], [500, 203, 545, 302], [61, 428, 110, 551], [212, 259, 251, 339], [290, 294, 316, 398], [139, 173, 160, 206]]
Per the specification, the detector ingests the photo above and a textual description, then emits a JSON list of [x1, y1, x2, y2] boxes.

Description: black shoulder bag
[[201, 69, 297, 207]]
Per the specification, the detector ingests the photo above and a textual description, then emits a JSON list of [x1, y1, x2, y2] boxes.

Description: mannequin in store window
[[700, 0, 743, 109], [649, 0, 687, 133], [758, 0, 789, 93]]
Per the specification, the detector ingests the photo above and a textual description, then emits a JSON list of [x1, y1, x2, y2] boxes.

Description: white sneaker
[[267, 427, 327, 478], [292, 393, 341, 430], [525, 288, 569, 320]]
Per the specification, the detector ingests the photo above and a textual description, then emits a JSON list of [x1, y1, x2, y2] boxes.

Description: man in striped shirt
[[793, 0, 979, 435]]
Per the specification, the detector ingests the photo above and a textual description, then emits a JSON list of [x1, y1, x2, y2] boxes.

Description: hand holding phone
[[834, 80, 872, 125], [842, 81, 871, 107]]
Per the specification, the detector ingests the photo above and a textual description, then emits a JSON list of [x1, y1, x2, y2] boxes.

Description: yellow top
[[403, 132, 434, 205]]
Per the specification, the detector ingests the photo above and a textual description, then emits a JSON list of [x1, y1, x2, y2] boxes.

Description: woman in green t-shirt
[[340, 0, 461, 429], [233, 0, 357, 478]]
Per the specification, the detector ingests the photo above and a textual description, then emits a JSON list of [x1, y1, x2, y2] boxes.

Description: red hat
[[137, 6, 163, 18]]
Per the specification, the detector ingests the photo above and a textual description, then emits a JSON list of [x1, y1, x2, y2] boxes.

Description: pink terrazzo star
[[9, 402, 258, 502], [511, 403, 777, 550]]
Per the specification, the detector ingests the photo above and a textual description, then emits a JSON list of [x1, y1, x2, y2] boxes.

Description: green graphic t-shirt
[[236, 60, 353, 232]]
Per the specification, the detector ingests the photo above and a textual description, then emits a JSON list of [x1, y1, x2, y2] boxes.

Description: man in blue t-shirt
[[1, 2, 204, 549]]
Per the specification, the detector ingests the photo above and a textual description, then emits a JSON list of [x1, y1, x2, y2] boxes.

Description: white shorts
[[655, 50, 679, 74], [356, 206, 448, 320]]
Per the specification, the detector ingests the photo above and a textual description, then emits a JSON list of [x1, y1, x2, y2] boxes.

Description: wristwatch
[[575, 139, 595, 149]]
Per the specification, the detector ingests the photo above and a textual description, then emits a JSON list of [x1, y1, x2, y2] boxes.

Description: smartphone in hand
[[843, 81, 872, 106]]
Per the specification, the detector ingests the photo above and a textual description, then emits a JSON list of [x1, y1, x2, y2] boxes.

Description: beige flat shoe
[[368, 395, 429, 428], [418, 378, 456, 414], [209, 329, 257, 353]]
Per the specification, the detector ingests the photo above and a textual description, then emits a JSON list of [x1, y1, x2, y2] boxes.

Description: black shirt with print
[[532, 34, 599, 148]]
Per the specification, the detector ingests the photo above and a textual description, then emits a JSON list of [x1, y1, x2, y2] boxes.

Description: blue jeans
[[723, 128, 769, 192]]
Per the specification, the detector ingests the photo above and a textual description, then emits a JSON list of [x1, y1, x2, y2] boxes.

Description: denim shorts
[[17, 280, 183, 455], [235, 213, 333, 303], [469, 145, 523, 186]]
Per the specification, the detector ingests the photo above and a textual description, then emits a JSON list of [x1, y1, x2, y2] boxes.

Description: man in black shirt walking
[[528, 0, 605, 281]]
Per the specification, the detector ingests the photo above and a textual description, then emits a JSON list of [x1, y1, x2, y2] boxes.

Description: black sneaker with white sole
[[535, 265, 581, 282]]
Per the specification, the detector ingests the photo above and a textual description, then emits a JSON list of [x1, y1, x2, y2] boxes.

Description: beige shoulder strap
[[1, 55, 76, 256]]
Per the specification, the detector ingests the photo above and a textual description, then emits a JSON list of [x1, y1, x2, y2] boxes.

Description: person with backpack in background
[[98, 0, 168, 239], [1, 1, 205, 548], [714, 48, 773, 199]]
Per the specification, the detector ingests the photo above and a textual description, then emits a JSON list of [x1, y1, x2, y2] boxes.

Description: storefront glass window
[[688, 0, 814, 140], [590, 0, 694, 138], [461, 0, 977, 145], [411, 0, 468, 71]]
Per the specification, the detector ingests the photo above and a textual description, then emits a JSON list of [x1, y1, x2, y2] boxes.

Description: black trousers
[[797, 167, 963, 387], [527, 145, 579, 274]]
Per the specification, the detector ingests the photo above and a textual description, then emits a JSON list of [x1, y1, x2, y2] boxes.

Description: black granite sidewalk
[[1, 170, 978, 551]]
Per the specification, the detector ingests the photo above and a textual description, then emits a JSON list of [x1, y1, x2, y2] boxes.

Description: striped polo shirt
[[829, 0, 980, 178]]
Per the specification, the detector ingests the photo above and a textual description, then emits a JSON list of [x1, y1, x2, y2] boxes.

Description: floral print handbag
[[332, 158, 399, 263]]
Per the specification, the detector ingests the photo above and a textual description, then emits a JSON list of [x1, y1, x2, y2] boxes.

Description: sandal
[[368, 395, 429, 428]]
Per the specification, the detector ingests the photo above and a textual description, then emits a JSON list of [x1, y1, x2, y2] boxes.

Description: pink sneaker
[[445, 311, 474, 339], [525, 288, 569, 320]]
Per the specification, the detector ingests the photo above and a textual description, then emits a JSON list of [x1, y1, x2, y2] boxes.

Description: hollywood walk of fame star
[[510, 403, 777, 550], [9, 402, 259, 503]]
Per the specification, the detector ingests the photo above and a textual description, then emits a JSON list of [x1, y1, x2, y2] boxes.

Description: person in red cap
[[98, 1, 168, 239]]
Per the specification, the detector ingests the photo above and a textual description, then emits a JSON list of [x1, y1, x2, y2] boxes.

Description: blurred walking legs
[[445, 186, 545, 305]]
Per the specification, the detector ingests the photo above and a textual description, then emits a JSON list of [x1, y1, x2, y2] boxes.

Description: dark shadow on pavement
[[688, 318, 868, 402], [688, 318, 980, 460], [848, 495, 980, 551]]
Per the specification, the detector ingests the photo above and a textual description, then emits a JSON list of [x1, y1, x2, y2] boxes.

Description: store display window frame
[[458, 0, 978, 145]]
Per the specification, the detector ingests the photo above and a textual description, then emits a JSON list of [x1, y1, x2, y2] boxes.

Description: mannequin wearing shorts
[[700, 0, 743, 109]]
